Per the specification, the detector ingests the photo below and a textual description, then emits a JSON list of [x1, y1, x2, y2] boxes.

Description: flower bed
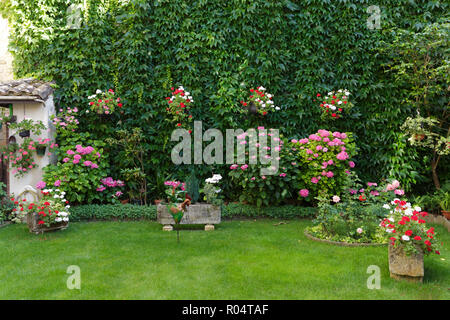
[[304, 229, 386, 247]]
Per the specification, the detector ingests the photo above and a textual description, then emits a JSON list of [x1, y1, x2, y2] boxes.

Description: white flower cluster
[[255, 86, 280, 111], [55, 211, 69, 223], [168, 86, 194, 103], [380, 199, 422, 235], [323, 89, 350, 110], [43, 188, 70, 210], [205, 174, 222, 184]]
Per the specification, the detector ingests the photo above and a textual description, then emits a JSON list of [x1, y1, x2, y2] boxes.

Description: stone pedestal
[[157, 203, 221, 231], [388, 244, 424, 282]]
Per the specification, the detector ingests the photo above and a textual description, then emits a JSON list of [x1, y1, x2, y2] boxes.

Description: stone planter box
[[388, 244, 424, 282], [157, 203, 221, 231], [27, 212, 68, 234]]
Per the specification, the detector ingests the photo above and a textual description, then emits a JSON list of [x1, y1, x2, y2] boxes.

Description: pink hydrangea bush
[[287, 129, 357, 201], [42, 143, 115, 203], [228, 127, 293, 207]]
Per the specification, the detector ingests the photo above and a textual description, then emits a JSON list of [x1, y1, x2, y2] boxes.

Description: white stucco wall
[[0, 18, 13, 82], [9, 96, 56, 197]]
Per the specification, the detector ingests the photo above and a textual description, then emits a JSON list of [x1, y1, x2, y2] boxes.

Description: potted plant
[[439, 192, 450, 220], [380, 199, 441, 282], [240, 86, 280, 117], [11, 189, 70, 234], [317, 89, 353, 120], [88, 89, 123, 115], [36, 145, 47, 156]]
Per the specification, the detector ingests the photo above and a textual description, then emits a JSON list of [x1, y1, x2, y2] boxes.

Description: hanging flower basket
[[19, 130, 30, 138], [36, 145, 46, 156], [27, 212, 68, 234]]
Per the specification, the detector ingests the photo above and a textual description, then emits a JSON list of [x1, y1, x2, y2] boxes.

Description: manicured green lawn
[[0, 220, 448, 300]]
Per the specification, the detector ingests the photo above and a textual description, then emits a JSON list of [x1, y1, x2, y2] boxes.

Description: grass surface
[[0, 220, 448, 300]]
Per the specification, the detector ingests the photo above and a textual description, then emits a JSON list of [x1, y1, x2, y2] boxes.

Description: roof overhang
[[0, 96, 45, 104]]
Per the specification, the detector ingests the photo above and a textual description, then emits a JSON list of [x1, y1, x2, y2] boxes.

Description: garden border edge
[[303, 229, 387, 247]]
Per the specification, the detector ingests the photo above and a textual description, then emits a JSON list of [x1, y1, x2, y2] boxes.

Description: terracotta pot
[[121, 199, 130, 204], [414, 134, 425, 141], [442, 210, 450, 220]]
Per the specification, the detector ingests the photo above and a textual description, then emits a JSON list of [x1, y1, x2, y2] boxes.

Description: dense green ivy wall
[[1, 0, 448, 195]]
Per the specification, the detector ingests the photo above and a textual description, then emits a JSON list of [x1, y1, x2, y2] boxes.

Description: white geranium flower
[[65, 205, 70, 209], [267, 94, 272, 98], [338, 101, 343, 105], [414, 206, 421, 212], [401, 235, 410, 241], [212, 174, 222, 181], [338, 89, 342, 92], [55, 218, 62, 222], [383, 204, 390, 209], [330, 105, 336, 110], [178, 86, 184, 91], [54, 195, 60, 199], [388, 217, 395, 222], [357, 228, 363, 234], [185, 92, 190, 96], [63, 217, 69, 222], [275, 106, 280, 110], [404, 208, 413, 216], [386, 229, 393, 233], [96, 89, 102, 94]]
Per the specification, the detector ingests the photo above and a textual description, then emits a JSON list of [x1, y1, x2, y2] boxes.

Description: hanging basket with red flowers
[[317, 89, 353, 120], [240, 86, 280, 116], [87, 89, 123, 115], [165, 86, 194, 130]]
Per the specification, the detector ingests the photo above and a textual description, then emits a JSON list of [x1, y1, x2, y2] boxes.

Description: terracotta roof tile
[[0, 78, 54, 101]]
